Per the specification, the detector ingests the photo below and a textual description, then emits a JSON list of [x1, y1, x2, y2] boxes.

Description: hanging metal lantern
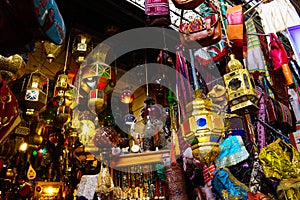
[[72, 34, 92, 64], [181, 89, 224, 165], [223, 54, 259, 114], [53, 73, 69, 107], [24, 70, 48, 115], [43, 41, 63, 63]]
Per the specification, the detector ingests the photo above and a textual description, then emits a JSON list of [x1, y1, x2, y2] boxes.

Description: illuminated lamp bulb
[[120, 86, 134, 104], [19, 142, 28, 152]]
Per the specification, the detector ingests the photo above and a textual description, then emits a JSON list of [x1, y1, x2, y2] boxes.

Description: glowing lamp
[[24, 70, 48, 115], [223, 54, 259, 114], [120, 86, 134, 104], [181, 89, 224, 164]]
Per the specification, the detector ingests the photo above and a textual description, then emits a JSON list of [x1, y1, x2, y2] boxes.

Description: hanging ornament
[[223, 54, 259, 114], [24, 70, 49, 115], [181, 89, 224, 165], [43, 41, 63, 63], [72, 34, 92, 64], [93, 126, 119, 151], [80, 61, 113, 114], [120, 86, 134, 104]]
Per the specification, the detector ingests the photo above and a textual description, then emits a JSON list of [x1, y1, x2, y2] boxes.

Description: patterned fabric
[[165, 164, 189, 200], [215, 135, 249, 169], [0, 79, 21, 144], [203, 163, 216, 187], [245, 18, 268, 73], [212, 168, 249, 200], [259, 139, 300, 180], [33, 0, 66, 44], [256, 85, 267, 150]]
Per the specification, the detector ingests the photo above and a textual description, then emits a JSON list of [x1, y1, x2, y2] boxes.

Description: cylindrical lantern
[[24, 70, 48, 115], [181, 89, 224, 165], [223, 54, 259, 114]]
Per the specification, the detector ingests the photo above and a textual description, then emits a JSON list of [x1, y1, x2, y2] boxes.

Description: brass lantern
[[223, 54, 259, 114], [24, 70, 48, 115], [181, 89, 224, 165], [43, 41, 63, 63], [53, 73, 69, 106]]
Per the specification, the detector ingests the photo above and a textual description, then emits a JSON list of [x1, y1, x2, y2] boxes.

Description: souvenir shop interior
[[1, 0, 300, 199]]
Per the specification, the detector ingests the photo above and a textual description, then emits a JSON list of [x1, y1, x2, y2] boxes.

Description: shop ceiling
[[0, 0, 266, 80]]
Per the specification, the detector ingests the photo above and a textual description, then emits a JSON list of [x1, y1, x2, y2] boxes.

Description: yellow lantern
[[181, 89, 224, 164], [24, 70, 48, 115], [223, 54, 259, 114]]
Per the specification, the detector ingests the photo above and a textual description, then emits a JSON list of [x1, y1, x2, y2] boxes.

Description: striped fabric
[[245, 18, 268, 73]]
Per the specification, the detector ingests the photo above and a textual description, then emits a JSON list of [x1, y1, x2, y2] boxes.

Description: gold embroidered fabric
[[259, 139, 300, 180], [277, 177, 300, 200]]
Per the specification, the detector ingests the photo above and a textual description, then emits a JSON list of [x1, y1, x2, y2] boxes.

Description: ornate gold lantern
[[181, 89, 224, 164], [223, 54, 259, 114], [24, 70, 48, 115]]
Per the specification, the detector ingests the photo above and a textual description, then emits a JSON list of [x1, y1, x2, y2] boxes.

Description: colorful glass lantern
[[80, 61, 113, 114], [24, 70, 48, 115], [223, 54, 259, 114], [120, 86, 134, 104], [181, 89, 224, 164]]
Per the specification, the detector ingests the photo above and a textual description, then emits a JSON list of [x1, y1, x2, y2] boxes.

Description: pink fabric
[[145, 0, 169, 16], [227, 10, 244, 25]]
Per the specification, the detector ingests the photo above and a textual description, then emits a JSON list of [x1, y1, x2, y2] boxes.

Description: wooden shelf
[[110, 150, 170, 168]]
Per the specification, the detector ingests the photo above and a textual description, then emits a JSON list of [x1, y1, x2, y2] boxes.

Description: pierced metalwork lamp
[[24, 70, 48, 115], [223, 54, 259, 114]]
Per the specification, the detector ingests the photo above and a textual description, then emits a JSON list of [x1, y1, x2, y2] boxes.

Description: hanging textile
[[175, 46, 193, 120], [257, 0, 300, 34], [245, 18, 268, 73], [256, 85, 267, 150]]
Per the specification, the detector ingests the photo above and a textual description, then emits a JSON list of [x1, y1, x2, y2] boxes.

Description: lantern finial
[[195, 89, 203, 99], [227, 54, 243, 71]]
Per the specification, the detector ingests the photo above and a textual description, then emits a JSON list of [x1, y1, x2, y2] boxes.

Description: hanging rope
[[63, 32, 72, 73]]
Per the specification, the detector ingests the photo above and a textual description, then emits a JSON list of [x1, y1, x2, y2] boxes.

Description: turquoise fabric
[[212, 168, 249, 200], [215, 135, 249, 168]]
